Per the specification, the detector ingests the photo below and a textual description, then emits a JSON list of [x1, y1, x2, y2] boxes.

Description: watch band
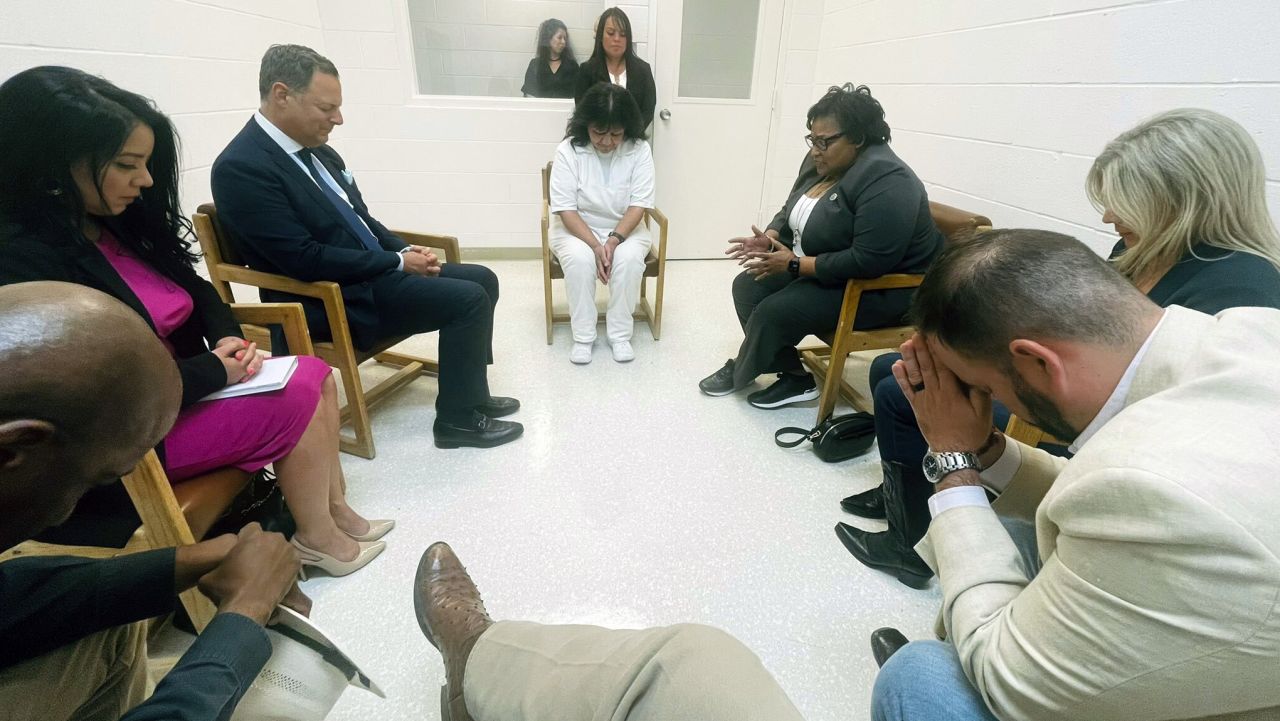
[[787, 258, 801, 278], [608, 231, 626, 242], [922, 450, 981, 484]]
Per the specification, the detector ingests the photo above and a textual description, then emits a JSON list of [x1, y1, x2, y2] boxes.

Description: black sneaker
[[747, 373, 819, 409], [699, 359, 738, 396]]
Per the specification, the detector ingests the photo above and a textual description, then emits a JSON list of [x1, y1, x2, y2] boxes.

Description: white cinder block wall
[[813, 0, 1280, 255], [407, 0, 602, 97], [0, 0, 325, 227]]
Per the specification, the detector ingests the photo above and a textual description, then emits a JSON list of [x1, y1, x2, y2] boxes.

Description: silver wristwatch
[[922, 450, 981, 484]]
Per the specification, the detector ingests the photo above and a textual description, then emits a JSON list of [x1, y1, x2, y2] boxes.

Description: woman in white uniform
[[548, 83, 655, 364]]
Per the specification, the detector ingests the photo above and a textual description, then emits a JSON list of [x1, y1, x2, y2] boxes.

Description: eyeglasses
[[804, 132, 844, 151]]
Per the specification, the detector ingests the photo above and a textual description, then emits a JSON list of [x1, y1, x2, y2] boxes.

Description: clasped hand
[[402, 245, 442, 277], [594, 236, 621, 283], [195, 523, 311, 625], [213, 337, 264, 385], [891, 333, 993, 452]]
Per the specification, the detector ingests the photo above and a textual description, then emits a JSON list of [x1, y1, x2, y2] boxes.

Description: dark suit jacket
[[771, 143, 944, 286], [574, 55, 657, 128], [211, 118, 409, 349], [0, 220, 241, 408]]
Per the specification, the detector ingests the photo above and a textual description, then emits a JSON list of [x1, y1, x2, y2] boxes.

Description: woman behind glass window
[[522, 18, 578, 98], [547, 84, 654, 364]]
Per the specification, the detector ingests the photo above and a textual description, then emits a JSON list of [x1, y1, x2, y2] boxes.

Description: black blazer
[[522, 57, 578, 98], [574, 56, 657, 128], [770, 144, 944, 286], [1115, 241, 1280, 312], [211, 118, 409, 349], [0, 220, 242, 408]]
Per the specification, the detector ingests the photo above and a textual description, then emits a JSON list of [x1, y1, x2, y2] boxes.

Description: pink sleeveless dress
[[96, 231, 332, 482]]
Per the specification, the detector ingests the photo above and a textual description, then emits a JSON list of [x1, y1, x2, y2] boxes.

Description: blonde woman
[[842, 108, 1280, 590]]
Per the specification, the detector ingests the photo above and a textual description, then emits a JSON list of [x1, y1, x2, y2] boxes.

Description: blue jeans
[[870, 513, 1042, 721]]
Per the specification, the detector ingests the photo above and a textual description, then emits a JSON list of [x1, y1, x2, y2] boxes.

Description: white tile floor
[[302, 258, 941, 721]]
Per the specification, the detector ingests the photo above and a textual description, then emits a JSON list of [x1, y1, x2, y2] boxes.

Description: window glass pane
[[407, 0, 603, 97], [678, 0, 761, 99]]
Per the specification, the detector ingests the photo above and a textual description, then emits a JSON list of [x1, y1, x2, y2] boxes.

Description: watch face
[[922, 454, 940, 480]]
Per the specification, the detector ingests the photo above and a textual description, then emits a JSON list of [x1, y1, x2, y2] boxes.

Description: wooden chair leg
[[334, 352, 376, 459], [652, 271, 665, 341], [543, 272, 555, 346], [816, 348, 845, 424], [179, 589, 218, 632]]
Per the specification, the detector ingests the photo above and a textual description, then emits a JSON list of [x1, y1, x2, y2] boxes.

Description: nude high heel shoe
[[346, 519, 395, 542], [293, 538, 386, 580]]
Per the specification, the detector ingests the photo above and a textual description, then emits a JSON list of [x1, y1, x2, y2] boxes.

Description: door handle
[[659, 108, 671, 121]]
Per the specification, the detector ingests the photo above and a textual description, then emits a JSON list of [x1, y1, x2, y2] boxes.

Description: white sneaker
[[611, 340, 635, 363], [570, 342, 593, 364]]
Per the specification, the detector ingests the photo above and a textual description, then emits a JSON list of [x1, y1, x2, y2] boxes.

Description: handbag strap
[[774, 425, 819, 448]]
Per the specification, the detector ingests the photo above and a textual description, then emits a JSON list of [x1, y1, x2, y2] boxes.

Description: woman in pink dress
[[0, 66, 390, 578]]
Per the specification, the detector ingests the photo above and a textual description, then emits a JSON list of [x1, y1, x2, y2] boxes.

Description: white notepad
[[199, 355, 299, 402]]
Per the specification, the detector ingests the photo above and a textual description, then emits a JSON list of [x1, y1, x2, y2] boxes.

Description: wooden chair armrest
[[645, 206, 669, 229], [216, 265, 340, 300], [645, 207, 669, 262], [121, 451, 195, 549], [230, 303, 315, 355], [845, 273, 925, 293], [394, 231, 462, 263]]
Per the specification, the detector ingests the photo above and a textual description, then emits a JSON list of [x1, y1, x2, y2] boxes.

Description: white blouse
[[549, 137, 656, 239], [788, 193, 820, 257]]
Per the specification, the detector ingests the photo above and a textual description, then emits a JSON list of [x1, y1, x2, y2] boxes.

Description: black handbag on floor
[[775, 412, 876, 463]]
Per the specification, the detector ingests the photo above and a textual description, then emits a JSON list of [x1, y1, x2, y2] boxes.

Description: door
[[651, 0, 786, 259]]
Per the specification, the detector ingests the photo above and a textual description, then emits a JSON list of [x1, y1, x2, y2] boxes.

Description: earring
[[47, 188, 63, 196]]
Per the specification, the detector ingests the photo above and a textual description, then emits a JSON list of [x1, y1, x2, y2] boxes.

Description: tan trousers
[[0, 622, 148, 721], [464, 621, 805, 721]]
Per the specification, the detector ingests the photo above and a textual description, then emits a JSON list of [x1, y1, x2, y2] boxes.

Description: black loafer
[[477, 396, 520, 418], [835, 522, 933, 590], [433, 412, 523, 449], [840, 485, 886, 519], [870, 627, 909, 668]]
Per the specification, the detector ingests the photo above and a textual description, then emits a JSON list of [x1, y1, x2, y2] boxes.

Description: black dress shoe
[[870, 627, 909, 668], [835, 522, 933, 590], [699, 359, 738, 396], [477, 396, 520, 418], [840, 485, 886, 519], [433, 412, 523, 449]]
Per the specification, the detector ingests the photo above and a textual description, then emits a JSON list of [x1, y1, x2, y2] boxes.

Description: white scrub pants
[[549, 217, 652, 345]]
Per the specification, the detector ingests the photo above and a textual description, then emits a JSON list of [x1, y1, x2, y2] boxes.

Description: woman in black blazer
[[0, 66, 389, 577], [573, 7, 656, 128], [699, 85, 944, 409], [521, 18, 579, 98]]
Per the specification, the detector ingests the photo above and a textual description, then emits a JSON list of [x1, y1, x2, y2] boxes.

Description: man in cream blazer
[[873, 229, 1280, 721]]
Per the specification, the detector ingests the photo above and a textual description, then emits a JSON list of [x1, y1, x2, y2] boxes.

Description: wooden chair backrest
[[195, 202, 246, 265], [929, 201, 992, 241]]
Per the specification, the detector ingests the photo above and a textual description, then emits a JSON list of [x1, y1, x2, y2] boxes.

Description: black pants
[[367, 263, 499, 418], [729, 270, 911, 389]]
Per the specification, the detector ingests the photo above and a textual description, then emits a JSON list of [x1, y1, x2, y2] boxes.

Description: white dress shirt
[[928, 310, 1169, 517], [252, 112, 404, 270]]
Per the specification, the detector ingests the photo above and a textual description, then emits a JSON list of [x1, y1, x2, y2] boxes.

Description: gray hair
[[910, 229, 1155, 364], [258, 44, 339, 99], [1086, 108, 1280, 282]]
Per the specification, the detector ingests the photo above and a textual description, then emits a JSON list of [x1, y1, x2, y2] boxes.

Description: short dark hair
[[910, 229, 1154, 364], [565, 83, 645, 146], [0, 66, 197, 275], [806, 84, 891, 146], [258, 44, 339, 99]]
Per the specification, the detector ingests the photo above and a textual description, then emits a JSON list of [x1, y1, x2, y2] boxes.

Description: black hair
[[535, 18, 577, 66], [0, 66, 198, 275], [585, 8, 637, 67], [806, 84, 891, 146], [259, 44, 339, 99], [565, 83, 645, 146], [910, 229, 1153, 364]]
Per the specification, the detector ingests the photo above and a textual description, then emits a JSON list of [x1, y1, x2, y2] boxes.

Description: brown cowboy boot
[[413, 542, 494, 721]]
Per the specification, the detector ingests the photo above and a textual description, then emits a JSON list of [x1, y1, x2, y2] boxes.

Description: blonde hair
[[1086, 108, 1280, 282]]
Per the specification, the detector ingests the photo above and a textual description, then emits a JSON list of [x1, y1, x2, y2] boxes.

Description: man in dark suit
[[211, 44, 521, 449]]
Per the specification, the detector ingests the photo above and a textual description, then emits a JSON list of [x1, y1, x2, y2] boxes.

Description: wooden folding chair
[[540, 161, 669, 344], [0, 303, 312, 632], [194, 203, 461, 459], [800, 202, 993, 422]]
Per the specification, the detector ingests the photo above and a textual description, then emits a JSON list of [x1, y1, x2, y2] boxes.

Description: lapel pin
[[830, 192, 838, 201]]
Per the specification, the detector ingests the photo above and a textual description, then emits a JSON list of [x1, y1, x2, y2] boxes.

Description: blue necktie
[[296, 148, 382, 252]]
